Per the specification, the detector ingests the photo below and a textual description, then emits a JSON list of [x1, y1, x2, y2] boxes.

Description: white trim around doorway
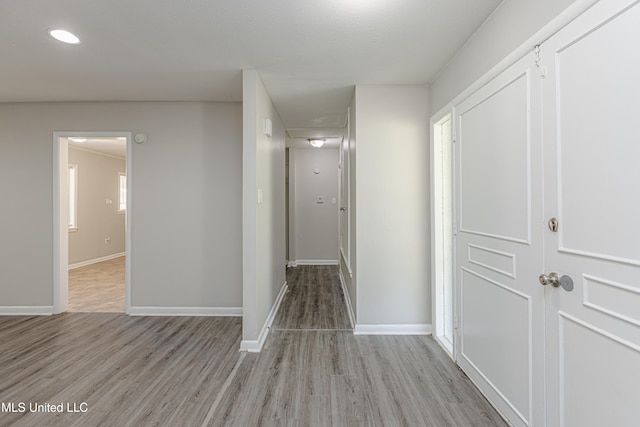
[[53, 131, 133, 315]]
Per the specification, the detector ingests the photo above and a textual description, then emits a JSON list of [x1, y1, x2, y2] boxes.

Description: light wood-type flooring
[[0, 265, 507, 426], [68, 256, 125, 312]]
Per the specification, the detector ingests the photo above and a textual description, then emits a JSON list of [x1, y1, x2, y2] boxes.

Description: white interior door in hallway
[[454, 53, 545, 427], [540, 0, 640, 425], [453, 0, 640, 425]]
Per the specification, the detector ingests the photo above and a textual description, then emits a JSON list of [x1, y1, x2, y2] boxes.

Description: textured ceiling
[[1, 0, 502, 135]]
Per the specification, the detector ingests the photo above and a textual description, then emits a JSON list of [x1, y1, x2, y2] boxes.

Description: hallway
[[272, 265, 351, 330], [207, 266, 507, 426]]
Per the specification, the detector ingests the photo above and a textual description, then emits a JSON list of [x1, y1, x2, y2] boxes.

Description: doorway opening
[[53, 132, 132, 314], [432, 114, 454, 355]]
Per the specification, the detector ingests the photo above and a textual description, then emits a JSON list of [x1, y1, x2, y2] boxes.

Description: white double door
[[453, 0, 640, 425]]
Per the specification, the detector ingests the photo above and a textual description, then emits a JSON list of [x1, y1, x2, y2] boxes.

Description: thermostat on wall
[[134, 133, 147, 144]]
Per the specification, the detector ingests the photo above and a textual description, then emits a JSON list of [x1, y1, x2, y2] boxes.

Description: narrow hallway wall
[[289, 147, 339, 264]]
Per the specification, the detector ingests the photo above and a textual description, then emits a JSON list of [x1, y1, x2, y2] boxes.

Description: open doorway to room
[[54, 132, 131, 314], [432, 114, 454, 356]]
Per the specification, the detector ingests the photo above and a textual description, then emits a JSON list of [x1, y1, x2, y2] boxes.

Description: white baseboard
[[240, 281, 288, 353], [239, 339, 262, 353], [287, 261, 298, 268], [69, 252, 125, 270], [295, 259, 339, 266], [354, 324, 432, 336], [128, 306, 242, 317], [339, 248, 353, 278], [0, 306, 54, 315], [338, 268, 356, 329]]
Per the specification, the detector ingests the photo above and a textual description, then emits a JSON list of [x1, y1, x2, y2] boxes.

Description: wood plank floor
[[272, 265, 352, 330], [0, 314, 241, 427], [208, 266, 508, 426], [0, 265, 507, 426], [68, 257, 125, 313]]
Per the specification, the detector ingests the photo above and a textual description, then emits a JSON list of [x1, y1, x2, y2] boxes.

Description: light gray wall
[[430, 0, 579, 113], [0, 102, 242, 310], [290, 148, 339, 263], [68, 147, 126, 265], [242, 70, 287, 348], [354, 85, 431, 326]]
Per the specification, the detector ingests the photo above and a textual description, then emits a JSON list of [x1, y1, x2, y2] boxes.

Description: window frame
[[118, 172, 127, 214], [68, 163, 78, 232]]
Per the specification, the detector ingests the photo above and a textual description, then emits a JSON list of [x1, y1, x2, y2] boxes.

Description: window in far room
[[69, 164, 78, 231], [118, 172, 126, 213]]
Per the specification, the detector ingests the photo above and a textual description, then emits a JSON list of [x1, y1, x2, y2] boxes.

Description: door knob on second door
[[539, 272, 573, 292], [539, 272, 560, 287]]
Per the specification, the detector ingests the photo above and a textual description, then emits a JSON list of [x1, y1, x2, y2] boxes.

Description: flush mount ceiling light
[[47, 28, 81, 44], [308, 138, 325, 148], [69, 137, 87, 143]]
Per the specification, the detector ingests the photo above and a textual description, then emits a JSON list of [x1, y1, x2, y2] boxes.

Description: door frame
[[339, 124, 351, 269], [430, 110, 455, 358], [53, 131, 132, 314]]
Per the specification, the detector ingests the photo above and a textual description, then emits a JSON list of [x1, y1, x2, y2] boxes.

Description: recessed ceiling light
[[69, 137, 87, 143], [47, 28, 81, 44]]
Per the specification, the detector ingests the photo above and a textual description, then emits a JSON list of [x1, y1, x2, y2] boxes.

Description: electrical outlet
[[105, 237, 111, 245]]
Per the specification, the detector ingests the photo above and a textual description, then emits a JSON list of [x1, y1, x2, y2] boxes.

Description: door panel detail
[[468, 244, 517, 279], [555, 2, 640, 265], [558, 313, 640, 427], [461, 268, 531, 423], [583, 274, 640, 326], [458, 72, 532, 245]]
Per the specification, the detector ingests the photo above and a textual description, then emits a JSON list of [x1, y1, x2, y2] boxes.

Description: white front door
[[541, 0, 640, 425], [454, 54, 545, 427]]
